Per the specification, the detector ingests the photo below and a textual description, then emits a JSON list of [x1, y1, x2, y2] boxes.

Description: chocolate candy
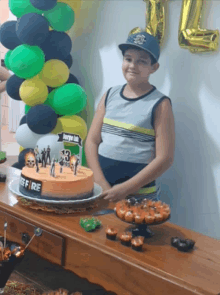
[[171, 237, 195, 252], [0, 174, 6, 182], [171, 237, 180, 248]]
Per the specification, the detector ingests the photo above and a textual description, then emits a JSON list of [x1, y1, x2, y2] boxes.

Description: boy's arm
[[0, 66, 11, 94], [85, 92, 111, 192], [102, 98, 175, 201]]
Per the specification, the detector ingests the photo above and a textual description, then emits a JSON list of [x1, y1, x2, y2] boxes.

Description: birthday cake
[[19, 150, 94, 201]]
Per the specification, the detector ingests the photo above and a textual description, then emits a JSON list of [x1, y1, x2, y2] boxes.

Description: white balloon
[[36, 134, 64, 161], [15, 124, 43, 148]]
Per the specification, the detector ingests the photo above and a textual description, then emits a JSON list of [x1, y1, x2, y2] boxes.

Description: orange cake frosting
[[19, 164, 94, 200]]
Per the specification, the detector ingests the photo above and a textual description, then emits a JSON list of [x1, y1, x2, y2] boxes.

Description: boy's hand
[[97, 180, 111, 192], [101, 183, 129, 202]]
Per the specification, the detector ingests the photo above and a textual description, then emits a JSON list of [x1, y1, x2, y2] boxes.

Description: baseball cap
[[118, 32, 160, 62]]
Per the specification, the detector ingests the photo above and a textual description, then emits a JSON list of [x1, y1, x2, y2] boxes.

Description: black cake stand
[[115, 212, 170, 238]]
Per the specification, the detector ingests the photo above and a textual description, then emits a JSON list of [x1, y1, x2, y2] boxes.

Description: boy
[[85, 32, 175, 202]]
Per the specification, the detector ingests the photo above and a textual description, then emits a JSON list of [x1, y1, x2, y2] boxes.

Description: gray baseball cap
[[118, 32, 160, 62]]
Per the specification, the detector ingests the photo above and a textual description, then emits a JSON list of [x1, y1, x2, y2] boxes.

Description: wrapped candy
[[79, 217, 101, 232]]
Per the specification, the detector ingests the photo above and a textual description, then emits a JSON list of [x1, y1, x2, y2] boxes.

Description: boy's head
[[119, 32, 160, 84], [118, 32, 160, 65]]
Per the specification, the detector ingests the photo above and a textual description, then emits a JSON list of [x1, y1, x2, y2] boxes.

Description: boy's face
[[122, 49, 159, 85]]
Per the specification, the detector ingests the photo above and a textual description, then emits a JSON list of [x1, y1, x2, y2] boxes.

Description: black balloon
[[19, 115, 27, 126], [11, 162, 24, 170], [66, 73, 80, 85], [61, 54, 73, 68], [30, 0, 57, 11], [47, 86, 55, 94], [18, 148, 35, 166], [16, 13, 49, 46], [27, 105, 57, 135], [6, 75, 25, 101], [40, 31, 72, 61], [0, 21, 22, 50]]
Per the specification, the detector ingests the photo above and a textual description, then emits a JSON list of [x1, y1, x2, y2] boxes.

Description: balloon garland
[[0, 0, 87, 168]]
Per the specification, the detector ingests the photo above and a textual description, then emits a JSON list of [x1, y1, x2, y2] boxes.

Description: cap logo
[[133, 34, 146, 45]]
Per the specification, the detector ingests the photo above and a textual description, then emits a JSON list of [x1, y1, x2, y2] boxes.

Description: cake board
[[9, 177, 103, 215]]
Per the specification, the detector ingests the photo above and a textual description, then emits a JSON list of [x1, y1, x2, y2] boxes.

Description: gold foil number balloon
[[129, 0, 219, 53], [129, 0, 167, 46], [178, 0, 219, 53]]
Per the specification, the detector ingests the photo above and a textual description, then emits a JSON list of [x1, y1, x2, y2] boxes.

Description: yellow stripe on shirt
[[103, 118, 155, 136], [137, 186, 157, 195]]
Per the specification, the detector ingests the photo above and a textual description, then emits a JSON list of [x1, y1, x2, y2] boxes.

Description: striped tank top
[[98, 84, 171, 200]]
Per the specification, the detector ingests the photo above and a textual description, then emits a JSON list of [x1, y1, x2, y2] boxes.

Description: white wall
[[70, 0, 220, 239]]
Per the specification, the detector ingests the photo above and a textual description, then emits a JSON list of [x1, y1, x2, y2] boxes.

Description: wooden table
[[0, 165, 220, 295]]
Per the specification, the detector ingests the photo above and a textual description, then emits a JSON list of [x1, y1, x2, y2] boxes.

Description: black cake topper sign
[[58, 132, 82, 165]]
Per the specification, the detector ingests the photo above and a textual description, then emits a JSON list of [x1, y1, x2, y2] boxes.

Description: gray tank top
[[99, 84, 171, 165]]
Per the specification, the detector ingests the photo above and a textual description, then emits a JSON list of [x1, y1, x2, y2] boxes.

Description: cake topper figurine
[[70, 155, 80, 176], [34, 145, 39, 160], [46, 145, 51, 165], [41, 148, 47, 167], [60, 149, 71, 167], [70, 155, 76, 175], [58, 132, 82, 166], [35, 157, 39, 173], [25, 152, 36, 168], [59, 152, 65, 174], [50, 156, 56, 177], [74, 155, 80, 176]]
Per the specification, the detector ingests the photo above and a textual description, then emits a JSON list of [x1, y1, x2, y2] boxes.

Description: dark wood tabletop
[[0, 162, 220, 295]]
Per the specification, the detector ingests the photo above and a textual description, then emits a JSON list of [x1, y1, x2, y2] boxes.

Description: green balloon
[[44, 3, 75, 32], [43, 89, 56, 111], [4, 50, 12, 70], [25, 104, 32, 114], [49, 84, 87, 116], [9, 0, 43, 18], [44, 89, 55, 104], [9, 45, 45, 79]]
